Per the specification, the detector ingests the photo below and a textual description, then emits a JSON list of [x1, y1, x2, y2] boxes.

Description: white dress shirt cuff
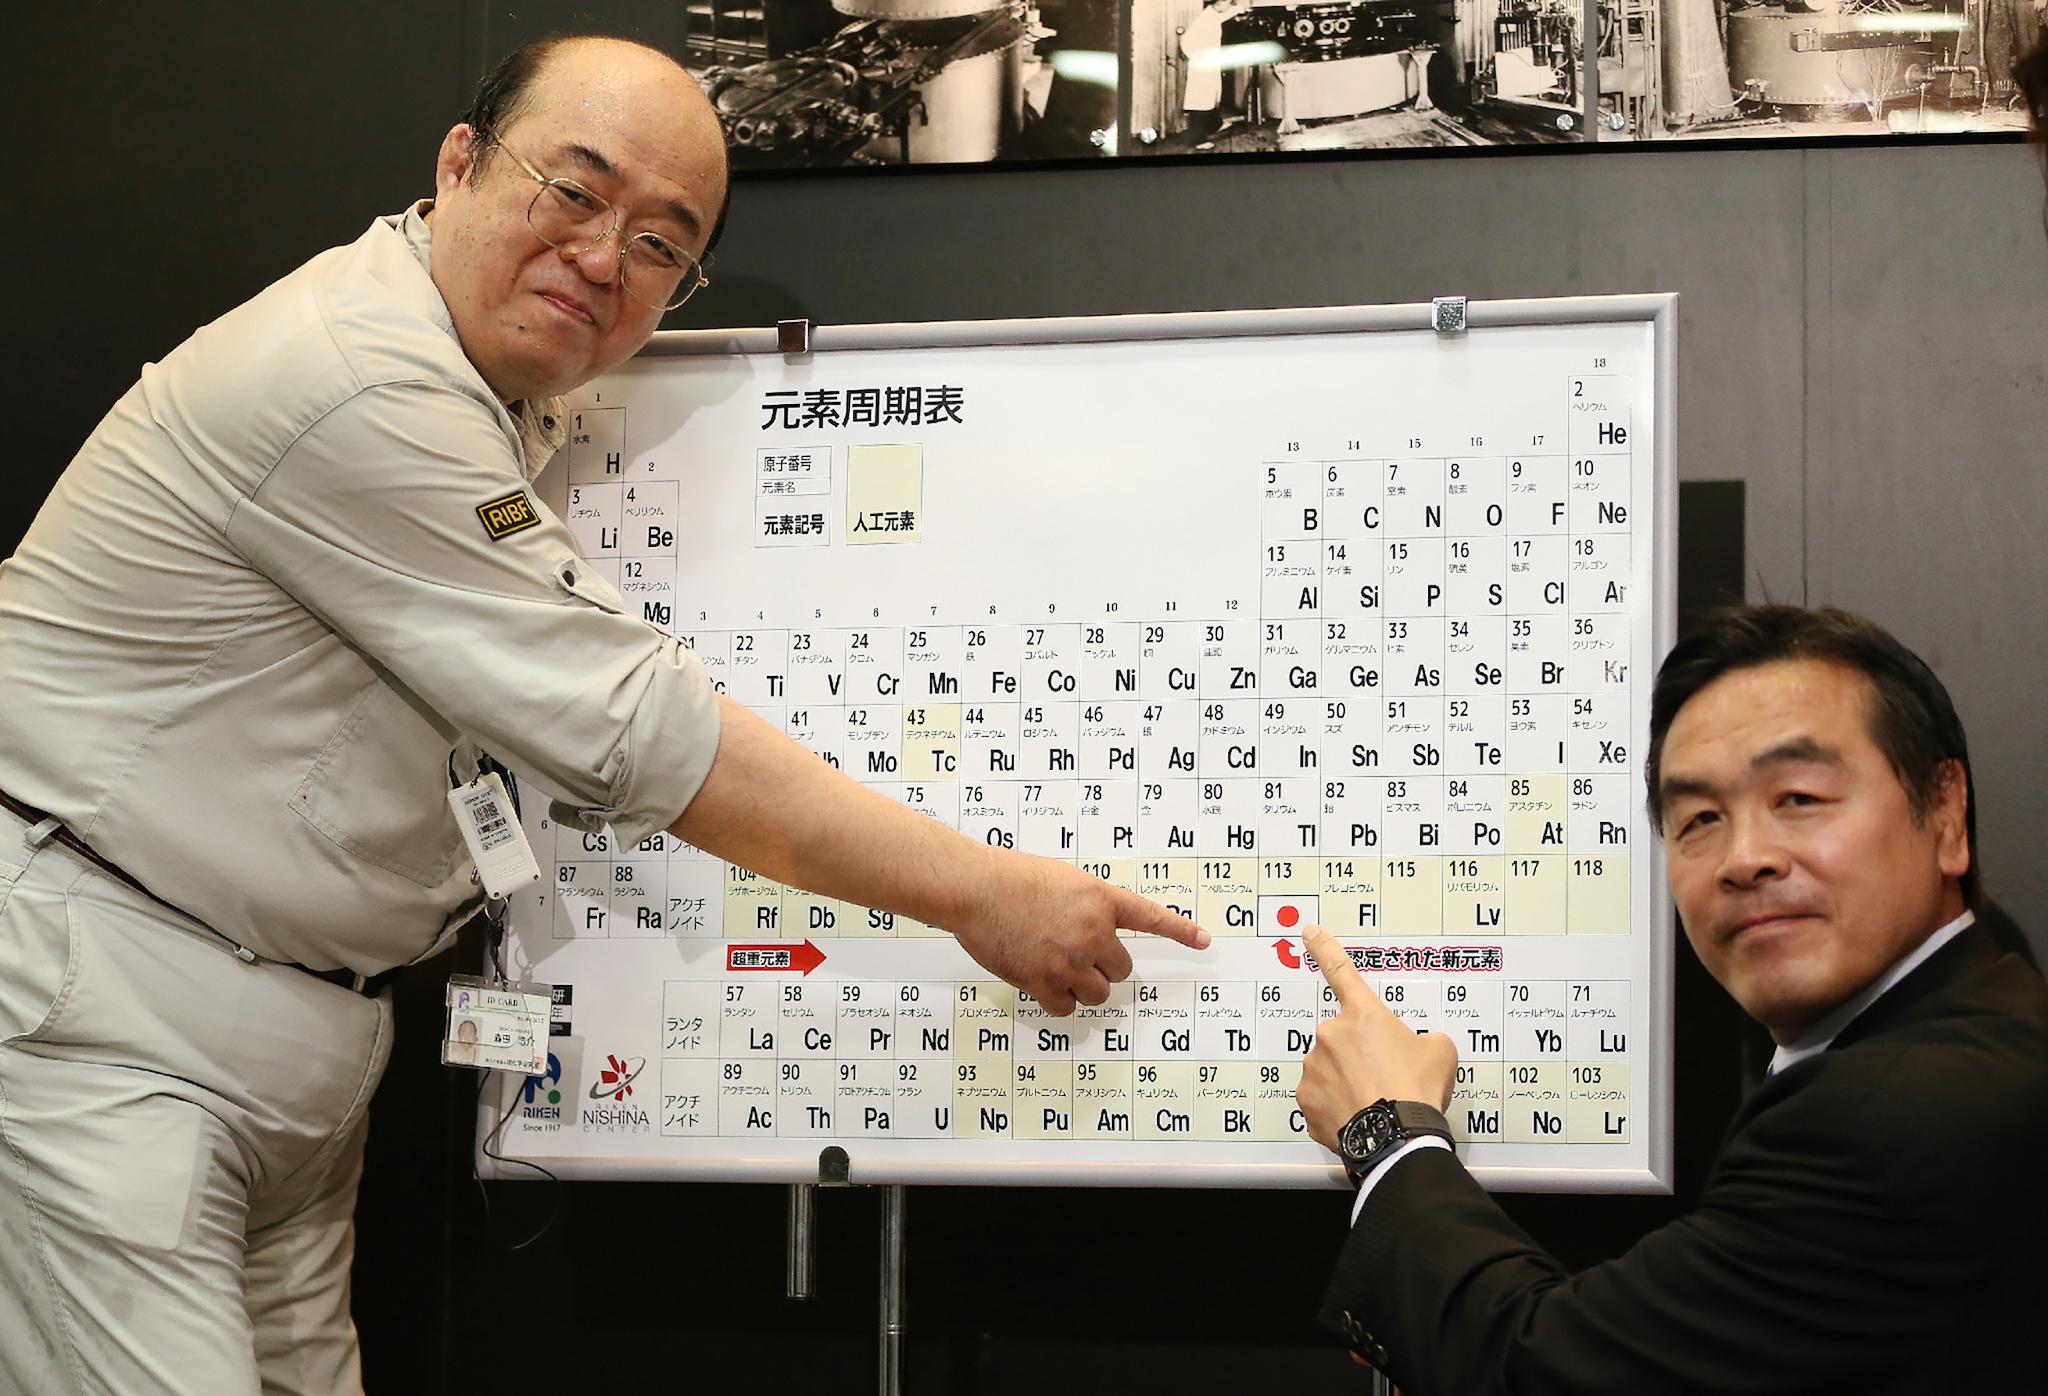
[[1349, 1136, 1455, 1225]]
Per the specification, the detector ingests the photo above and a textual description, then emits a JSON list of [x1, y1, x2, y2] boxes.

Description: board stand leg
[[786, 1183, 817, 1300], [879, 1184, 907, 1396]]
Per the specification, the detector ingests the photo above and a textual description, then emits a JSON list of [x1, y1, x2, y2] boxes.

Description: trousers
[[0, 810, 392, 1395]]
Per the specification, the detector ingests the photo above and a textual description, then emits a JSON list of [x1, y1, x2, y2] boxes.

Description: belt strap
[[0, 788, 392, 997], [0, 788, 174, 909], [304, 964, 401, 996]]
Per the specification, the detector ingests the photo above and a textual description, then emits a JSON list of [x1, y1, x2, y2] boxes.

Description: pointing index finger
[[1115, 889, 1213, 951], [1301, 924, 1368, 1009]]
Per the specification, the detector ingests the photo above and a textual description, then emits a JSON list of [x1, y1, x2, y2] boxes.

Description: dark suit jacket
[[1318, 924, 2048, 1394]]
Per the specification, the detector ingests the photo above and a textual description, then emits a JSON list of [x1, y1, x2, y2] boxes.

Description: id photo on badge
[[443, 1013, 483, 1067]]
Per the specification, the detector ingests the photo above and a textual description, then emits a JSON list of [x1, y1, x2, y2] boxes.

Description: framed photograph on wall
[[483, 1, 2039, 168], [1596, 0, 2039, 143], [684, 0, 1125, 165], [1129, 0, 1588, 153]]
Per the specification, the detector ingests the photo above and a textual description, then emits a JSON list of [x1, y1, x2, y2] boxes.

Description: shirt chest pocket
[[291, 681, 467, 887]]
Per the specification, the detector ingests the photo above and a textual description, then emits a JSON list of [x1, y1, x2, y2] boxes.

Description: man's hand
[[951, 851, 1211, 1016], [1295, 924, 1458, 1152]]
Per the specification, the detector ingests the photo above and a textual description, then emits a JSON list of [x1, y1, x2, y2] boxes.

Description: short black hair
[[1645, 605, 1979, 906], [457, 33, 732, 257], [458, 35, 574, 179]]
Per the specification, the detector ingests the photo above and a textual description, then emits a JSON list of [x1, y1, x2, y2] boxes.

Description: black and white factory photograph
[[680, 0, 1123, 165], [1599, 0, 2042, 139], [1129, 0, 2040, 155], [1129, 0, 1591, 153]]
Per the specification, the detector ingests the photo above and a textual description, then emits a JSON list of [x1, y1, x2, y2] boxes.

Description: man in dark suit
[[1294, 605, 2048, 1393]]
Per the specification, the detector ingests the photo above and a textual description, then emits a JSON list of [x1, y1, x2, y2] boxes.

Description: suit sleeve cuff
[[1349, 1135, 1454, 1225]]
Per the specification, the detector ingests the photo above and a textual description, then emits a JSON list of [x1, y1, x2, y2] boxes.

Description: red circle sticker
[[1276, 904, 1300, 929]]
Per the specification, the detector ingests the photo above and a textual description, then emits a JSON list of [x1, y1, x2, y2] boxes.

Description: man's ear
[[1931, 758, 1970, 882], [434, 124, 478, 202]]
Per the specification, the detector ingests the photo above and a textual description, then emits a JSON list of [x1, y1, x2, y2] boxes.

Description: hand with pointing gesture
[[954, 851, 1212, 1017], [1295, 924, 1458, 1153]]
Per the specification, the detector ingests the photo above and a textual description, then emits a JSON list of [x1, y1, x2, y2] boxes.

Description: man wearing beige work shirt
[[0, 34, 1208, 1396]]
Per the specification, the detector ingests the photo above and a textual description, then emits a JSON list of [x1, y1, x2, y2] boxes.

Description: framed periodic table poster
[[485, 294, 1678, 1195]]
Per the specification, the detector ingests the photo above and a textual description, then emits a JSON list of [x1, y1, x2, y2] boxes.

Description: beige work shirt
[[0, 203, 720, 973]]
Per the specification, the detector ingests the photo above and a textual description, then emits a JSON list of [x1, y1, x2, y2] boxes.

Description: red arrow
[[1274, 938, 1301, 970], [727, 940, 828, 975]]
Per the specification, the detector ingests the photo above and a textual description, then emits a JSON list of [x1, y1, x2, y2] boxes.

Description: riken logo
[[582, 1052, 651, 1133], [514, 1038, 579, 1135], [521, 1053, 565, 1124]]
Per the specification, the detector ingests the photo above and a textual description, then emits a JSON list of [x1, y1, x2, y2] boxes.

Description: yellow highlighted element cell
[[1253, 1058, 1306, 1142], [1379, 856, 1444, 937], [1013, 1060, 1075, 1138], [1197, 858, 1258, 937], [1193, 1062, 1260, 1141], [724, 865, 786, 937], [1072, 1061, 1137, 1137], [1502, 1062, 1573, 1143], [953, 1069, 1014, 1137], [1133, 1061, 1198, 1141], [847, 443, 924, 546], [1319, 856, 1383, 934], [1568, 1061, 1632, 1143], [1137, 860, 1199, 924], [1506, 775, 1567, 854], [1443, 855, 1505, 935], [900, 703, 961, 780], [781, 889, 846, 939], [838, 904, 901, 938], [1078, 858, 1140, 894], [1568, 854, 1631, 934], [953, 981, 1017, 1057], [1506, 855, 1568, 935], [1257, 857, 1317, 895], [1449, 1061, 1504, 1142]]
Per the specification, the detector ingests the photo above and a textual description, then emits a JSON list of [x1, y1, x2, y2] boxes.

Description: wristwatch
[[1336, 1099, 1453, 1187]]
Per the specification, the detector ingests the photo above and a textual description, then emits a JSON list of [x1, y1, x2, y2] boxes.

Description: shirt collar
[[1767, 908, 1975, 1075], [394, 200, 452, 336], [392, 199, 568, 480]]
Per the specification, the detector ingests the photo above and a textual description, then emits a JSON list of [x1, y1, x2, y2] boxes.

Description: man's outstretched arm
[[672, 696, 1211, 1015]]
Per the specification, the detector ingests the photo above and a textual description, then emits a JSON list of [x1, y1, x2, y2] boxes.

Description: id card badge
[[443, 974, 551, 1075], [447, 771, 540, 898]]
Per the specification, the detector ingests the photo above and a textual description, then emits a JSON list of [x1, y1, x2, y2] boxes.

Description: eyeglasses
[[487, 131, 710, 313]]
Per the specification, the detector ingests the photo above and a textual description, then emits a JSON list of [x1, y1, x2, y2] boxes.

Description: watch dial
[[1344, 1107, 1394, 1161]]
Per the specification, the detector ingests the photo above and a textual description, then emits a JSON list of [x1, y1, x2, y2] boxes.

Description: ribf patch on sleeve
[[477, 490, 541, 541]]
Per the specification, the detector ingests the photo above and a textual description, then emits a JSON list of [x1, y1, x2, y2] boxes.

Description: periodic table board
[[483, 295, 1678, 1194]]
